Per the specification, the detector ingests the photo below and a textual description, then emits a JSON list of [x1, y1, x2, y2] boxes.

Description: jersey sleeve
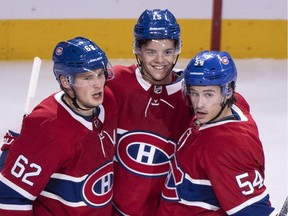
[[206, 137, 275, 215], [0, 113, 69, 215]]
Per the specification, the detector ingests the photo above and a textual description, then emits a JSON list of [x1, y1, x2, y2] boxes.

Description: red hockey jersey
[[157, 96, 277, 215], [106, 65, 192, 215], [0, 88, 117, 216]]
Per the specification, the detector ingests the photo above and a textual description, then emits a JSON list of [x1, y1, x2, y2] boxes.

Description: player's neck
[[62, 94, 94, 117], [208, 107, 234, 124]]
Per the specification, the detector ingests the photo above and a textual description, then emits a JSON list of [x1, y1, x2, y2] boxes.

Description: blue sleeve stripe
[[44, 177, 84, 202], [226, 191, 275, 215], [177, 174, 220, 207], [0, 174, 36, 201]]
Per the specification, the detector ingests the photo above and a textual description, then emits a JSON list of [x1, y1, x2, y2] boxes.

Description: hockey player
[[157, 50, 277, 215], [106, 9, 192, 215], [0, 37, 117, 215]]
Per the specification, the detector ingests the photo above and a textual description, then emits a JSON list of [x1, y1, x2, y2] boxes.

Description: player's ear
[[225, 82, 235, 99], [60, 75, 72, 89], [135, 53, 143, 63], [226, 88, 233, 99]]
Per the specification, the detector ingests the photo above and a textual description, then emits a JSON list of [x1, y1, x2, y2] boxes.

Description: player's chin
[[195, 115, 207, 124], [91, 95, 104, 105], [152, 72, 170, 80]]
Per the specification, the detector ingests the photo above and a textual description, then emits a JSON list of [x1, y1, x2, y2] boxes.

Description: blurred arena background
[[0, 0, 287, 60]]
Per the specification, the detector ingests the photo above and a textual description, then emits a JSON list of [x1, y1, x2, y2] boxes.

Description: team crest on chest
[[116, 131, 176, 177], [81, 161, 113, 207]]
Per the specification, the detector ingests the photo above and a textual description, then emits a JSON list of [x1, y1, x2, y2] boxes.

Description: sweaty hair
[[223, 81, 236, 107]]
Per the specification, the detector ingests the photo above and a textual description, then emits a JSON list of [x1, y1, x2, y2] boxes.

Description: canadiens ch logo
[[117, 131, 176, 177], [161, 156, 184, 200], [81, 161, 113, 207]]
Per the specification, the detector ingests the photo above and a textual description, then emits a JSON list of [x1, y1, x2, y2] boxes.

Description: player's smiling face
[[188, 86, 229, 124], [138, 39, 178, 85]]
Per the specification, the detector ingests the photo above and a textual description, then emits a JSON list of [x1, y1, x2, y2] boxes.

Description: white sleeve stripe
[[184, 173, 212, 186], [226, 189, 269, 214], [179, 200, 220, 211], [40, 191, 86, 207], [0, 203, 32, 211], [51, 173, 88, 182], [0, 173, 36, 201]]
